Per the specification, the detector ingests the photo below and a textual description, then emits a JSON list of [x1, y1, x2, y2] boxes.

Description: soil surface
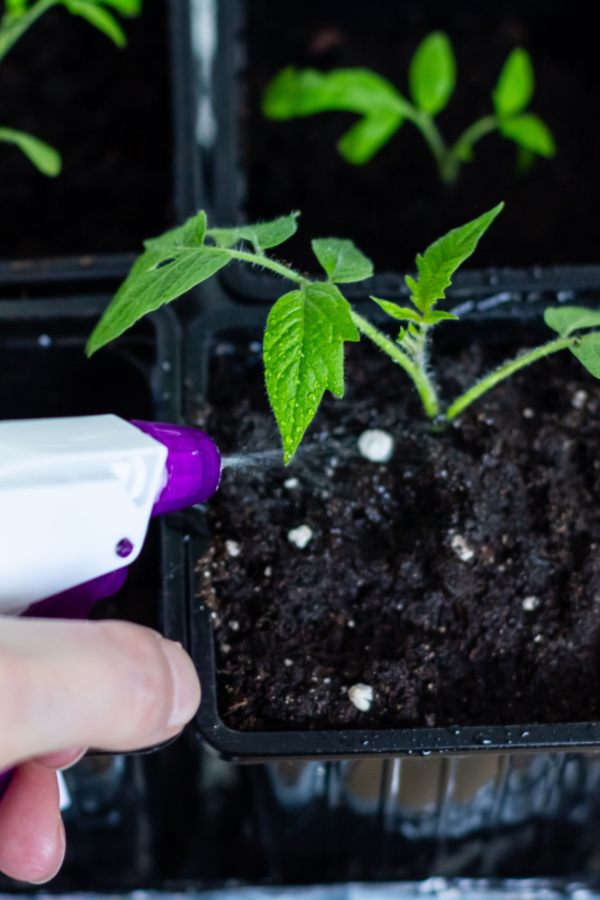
[[197, 324, 600, 731], [243, 0, 600, 270], [0, 1, 172, 258]]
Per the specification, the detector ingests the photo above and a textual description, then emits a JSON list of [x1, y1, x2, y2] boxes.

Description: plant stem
[[410, 109, 455, 185], [450, 115, 500, 167], [220, 249, 445, 417], [445, 336, 574, 421], [0, 0, 55, 61], [223, 248, 309, 286], [351, 311, 440, 417]]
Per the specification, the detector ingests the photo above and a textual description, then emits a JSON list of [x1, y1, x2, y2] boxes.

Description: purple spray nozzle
[[130, 420, 221, 515]]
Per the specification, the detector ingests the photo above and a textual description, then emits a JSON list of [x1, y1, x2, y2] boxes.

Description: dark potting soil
[[0, 1, 172, 258], [243, 0, 600, 271], [196, 326, 600, 731]]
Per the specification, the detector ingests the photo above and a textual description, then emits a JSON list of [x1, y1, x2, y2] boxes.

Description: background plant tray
[[219, 0, 599, 273], [0, 0, 182, 261]]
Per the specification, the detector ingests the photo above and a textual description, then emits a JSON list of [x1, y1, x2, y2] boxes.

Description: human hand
[[0, 616, 200, 884]]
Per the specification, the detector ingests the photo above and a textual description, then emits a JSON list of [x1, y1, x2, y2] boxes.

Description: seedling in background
[[262, 33, 555, 184], [86, 204, 600, 463], [0, 0, 142, 175]]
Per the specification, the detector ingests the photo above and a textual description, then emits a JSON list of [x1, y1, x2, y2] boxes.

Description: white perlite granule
[[287, 525, 313, 549], [225, 540, 241, 557], [450, 532, 475, 562], [284, 477, 300, 489], [357, 429, 394, 463], [348, 683, 374, 712], [522, 595, 541, 611]]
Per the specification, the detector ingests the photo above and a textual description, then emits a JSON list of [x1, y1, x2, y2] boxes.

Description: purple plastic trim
[[131, 420, 221, 515], [116, 538, 134, 558], [22, 568, 128, 620]]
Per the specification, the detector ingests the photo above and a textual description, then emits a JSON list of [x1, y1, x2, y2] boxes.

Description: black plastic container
[[180, 0, 600, 318], [197, 0, 600, 282], [161, 273, 600, 879], [159, 272, 600, 878], [0, 0, 198, 287], [174, 272, 600, 761], [245, 754, 600, 880]]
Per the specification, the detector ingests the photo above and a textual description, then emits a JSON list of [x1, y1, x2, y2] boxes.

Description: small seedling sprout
[[261, 33, 555, 184], [86, 204, 600, 463], [0, 0, 142, 175]]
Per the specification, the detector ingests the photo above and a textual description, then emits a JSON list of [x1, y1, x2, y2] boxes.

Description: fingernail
[[59, 748, 87, 771], [30, 818, 66, 885], [160, 639, 201, 729]]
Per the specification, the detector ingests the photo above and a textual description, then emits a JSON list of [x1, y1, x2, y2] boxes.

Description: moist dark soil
[[196, 325, 600, 731], [0, 1, 172, 258], [243, 0, 600, 270]]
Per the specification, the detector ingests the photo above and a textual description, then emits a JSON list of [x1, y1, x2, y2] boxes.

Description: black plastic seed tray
[[171, 272, 600, 761], [0, 0, 200, 287], [190, 0, 600, 299]]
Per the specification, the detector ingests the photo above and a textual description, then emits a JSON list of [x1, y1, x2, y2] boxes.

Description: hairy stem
[[445, 336, 574, 421], [0, 0, 55, 61], [223, 247, 309, 286], [351, 311, 440, 417]]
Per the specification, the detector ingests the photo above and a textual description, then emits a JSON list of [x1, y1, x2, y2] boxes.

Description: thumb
[[0, 617, 200, 770]]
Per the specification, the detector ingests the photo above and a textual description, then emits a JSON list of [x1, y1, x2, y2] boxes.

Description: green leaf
[[264, 282, 359, 462], [409, 31, 456, 116], [262, 67, 408, 164], [263, 66, 408, 118], [337, 111, 405, 164], [406, 203, 504, 314], [492, 48, 534, 118], [63, 0, 127, 46], [4, 0, 27, 18], [544, 306, 600, 337], [422, 310, 460, 324], [99, 0, 142, 15], [144, 211, 207, 252], [311, 238, 373, 283], [571, 332, 600, 378], [0, 127, 61, 176], [87, 212, 232, 356], [500, 114, 556, 157], [371, 298, 422, 323], [206, 213, 299, 251]]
